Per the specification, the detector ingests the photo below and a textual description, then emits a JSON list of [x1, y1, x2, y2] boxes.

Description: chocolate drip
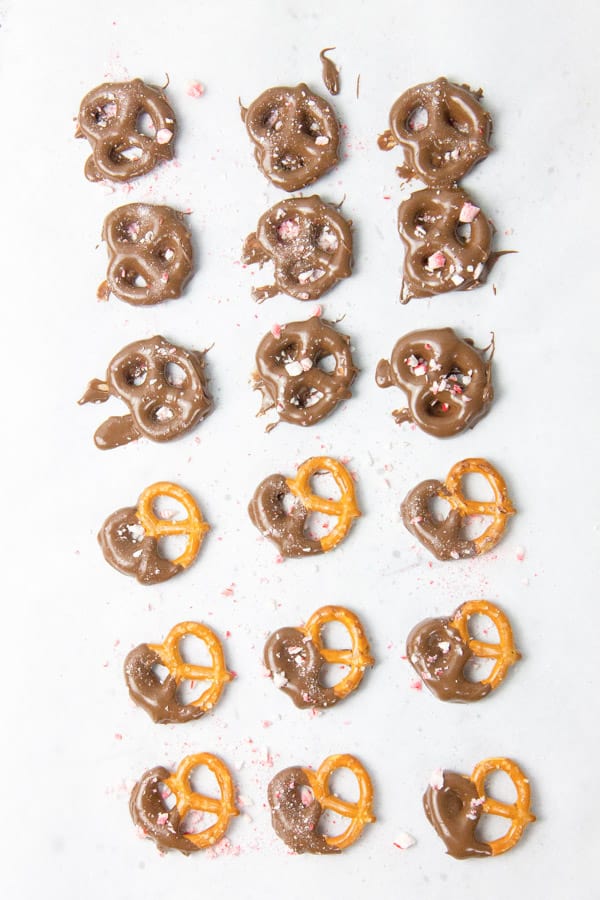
[[268, 767, 339, 854], [423, 771, 491, 859]]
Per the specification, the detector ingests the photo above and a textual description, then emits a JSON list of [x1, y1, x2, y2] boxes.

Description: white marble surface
[[2, 0, 599, 897]]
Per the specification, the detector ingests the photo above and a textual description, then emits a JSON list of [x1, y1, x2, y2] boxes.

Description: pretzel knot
[[98, 482, 209, 584], [249, 456, 360, 557], [304, 754, 376, 850], [102, 203, 193, 306], [287, 457, 361, 552], [242, 84, 339, 191], [253, 318, 357, 429], [397, 188, 494, 302], [450, 601, 520, 690], [469, 758, 536, 855], [378, 77, 492, 187], [242, 196, 353, 302], [401, 457, 515, 560], [151, 622, 233, 707], [76, 78, 176, 182]]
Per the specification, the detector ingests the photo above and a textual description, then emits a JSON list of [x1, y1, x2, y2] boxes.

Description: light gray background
[[2, 0, 599, 897]]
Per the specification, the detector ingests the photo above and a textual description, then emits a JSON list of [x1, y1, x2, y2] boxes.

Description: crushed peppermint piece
[[187, 81, 205, 98], [450, 273, 464, 286], [516, 547, 526, 561], [156, 128, 173, 144], [277, 219, 300, 240], [409, 678, 423, 691], [272, 670, 288, 689], [459, 202, 480, 223], [427, 251, 446, 270], [300, 786, 314, 806], [429, 768, 445, 790], [312, 304, 322, 318], [450, 549, 460, 559], [300, 357, 313, 372], [438, 641, 450, 653], [315, 135, 330, 145], [408, 107, 428, 131], [270, 323, 282, 338], [285, 361, 303, 377], [393, 832, 416, 850]]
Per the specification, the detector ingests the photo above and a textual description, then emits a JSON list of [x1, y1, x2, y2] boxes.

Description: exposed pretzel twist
[[443, 458, 515, 554], [136, 482, 209, 569], [303, 754, 375, 850], [301, 606, 373, 699], [148, 622, 233, 712], [286, 457, 360, 552], [469, 757, 535, 855], [450, 601, 521, 690], [164, 753, 239, 849]]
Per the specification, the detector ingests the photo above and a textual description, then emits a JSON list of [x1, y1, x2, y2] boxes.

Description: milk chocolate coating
[[320, 48, 340, 95], [78, 335, 212, 450], [76, 78, 176, 182], [406, 617, 490, 702], [254, 318, 357, 429], [248, 474, 322, 557], [98, 505, 181, 585], [401, 480, 476, 560], [397, 188, 493, 302], [124, 644, 206, 723], [423, 771, 491, 859], [130, 766, 198, 855], [102, 204, 193, 306], [378, 77, 492, 187], [242, 195, 353, 301], [264, 627, 337, 708], [268, 767, 339, 854], [242, 84, 339, 191], [376, 327, 493, 437]]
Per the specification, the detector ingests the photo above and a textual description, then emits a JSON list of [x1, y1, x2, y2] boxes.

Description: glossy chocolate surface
[[423, 771, 491, 859], [242, 84, 339, 191], [124, 644, 205, 724], [376, 327, 493, 436], [248, 474, 322, 557], [102, 203, 193, 306], [130, 766, 198, 855], [242, 195, 353, 301], [98, 505, 181, 585], [264, 627, 337, 709], [407, 617, 490, 702], [401, 478, 476, 560], [79, 335, 212, 450], [76, 78, 176, 182], [268, 766, 339, 854], [254, 317, 357, 428]]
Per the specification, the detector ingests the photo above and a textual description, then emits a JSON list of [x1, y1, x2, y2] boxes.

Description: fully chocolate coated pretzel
[[101, 204, 193, 306], [242, 195, 352, 301], [378, 77, 492, 187], [78, 335, 212, 450], [76, 78, 176, 182], [397, 187, 493, 302], [375, 327, 493, 437], [242, 84, 339, 191], [253, 317, 357, 429]]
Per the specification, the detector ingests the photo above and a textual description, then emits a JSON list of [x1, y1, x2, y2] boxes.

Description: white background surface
[[2, 1, 599, 897]]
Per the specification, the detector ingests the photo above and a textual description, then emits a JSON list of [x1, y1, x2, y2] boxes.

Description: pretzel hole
[[304, 511, 337, 541], [277, 218, 301, 242], [158, 782, 177, 810], [459, 472, 496, 503], [460, 515, 493, 542], [176, 679, 211, 705], [136, 110, 156, 138], [326, 766, 360, 803], [188, 764, 222, 802], [316, 226, 339, 253], [309, 470, 342, 501], [291, 387, 325, 409], [456, 222, 472, 242], [158, 533, 189, 561], [92, 100, 118, 126], [316, 354, 336, 373], [465, 613, 500, 644], [278, 152, 304, 173], [274, 343, 299, 366], [483, 770, 517, 805], [177, 634, 214, 667], [407, 106, 428, 132], [463, 656, 495, 682], [151, 662, 170, 684], [298, 112, 323, 138], [181, 809, 218, 834], [133, 273, 148, 287], [151, 495, 188, 525], [123, 357, 147, 386], [114, 144, 144, 162], [317, 620, 351, 650], [164, 362, 186, 387], [317, 808, 351, 837], [261, 107, 280, 129], [425, 396, 460, 419], [429, 495, 451, 522]]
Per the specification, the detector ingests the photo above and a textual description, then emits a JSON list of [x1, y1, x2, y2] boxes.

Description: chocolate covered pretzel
[[76, 78, 176, 182], [397, 187, 494, 302], [407, 600, 520, 702], [242, 195, 353, 301], [242, 84, 339, 191], [249, 456, 360, 557], [78, 335, 212, 450], [253, 318, 357, 429], [378, 77, 492, 186], [101, 203, 193, 306], [375, 327, 493, 437]]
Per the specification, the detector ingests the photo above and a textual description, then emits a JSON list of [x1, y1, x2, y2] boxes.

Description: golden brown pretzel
[[469, 757, 536, 855], [450, 601, 520, 690], [303, 754, 375, 850], [148, 622, 233, 709]]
